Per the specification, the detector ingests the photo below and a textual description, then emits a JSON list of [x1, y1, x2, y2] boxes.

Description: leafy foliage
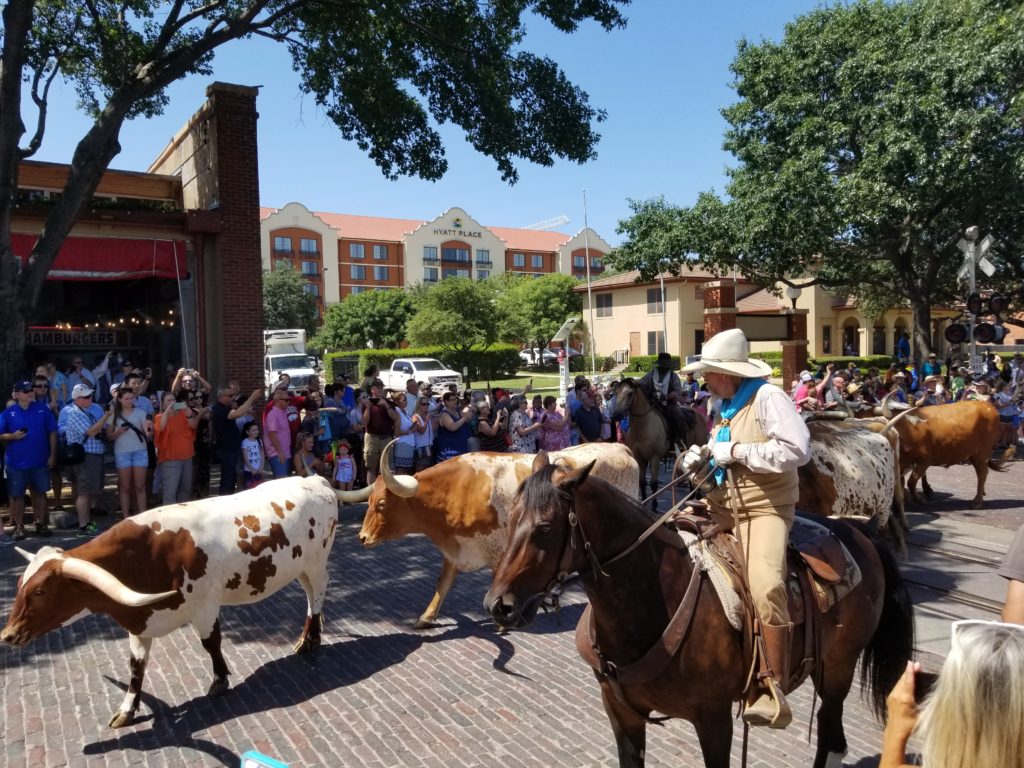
[[262, 265, 317, 335], [406, 277, 498, 367], [611, 0, 1024, 358], [311, 289, 414, 351], [494, 272, 582, 352], [0, 0, 629, 385]]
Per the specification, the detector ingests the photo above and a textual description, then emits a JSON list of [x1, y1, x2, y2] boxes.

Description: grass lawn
[[473, 368, 635, 395]]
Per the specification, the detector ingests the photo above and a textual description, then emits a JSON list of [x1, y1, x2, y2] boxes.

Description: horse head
[[613, 378, 646, 420], [485, 452, 597, 629]]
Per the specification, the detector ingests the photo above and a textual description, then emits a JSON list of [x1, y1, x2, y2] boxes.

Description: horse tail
[[859, 529, 915, 721]]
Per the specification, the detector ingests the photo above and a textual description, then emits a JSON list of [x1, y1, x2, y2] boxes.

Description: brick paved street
[[2, 456, 1021, 768]]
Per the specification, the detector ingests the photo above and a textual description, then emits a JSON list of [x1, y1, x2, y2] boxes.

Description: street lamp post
[[660, 266, 668, 355], [965, 226, 979, 372]]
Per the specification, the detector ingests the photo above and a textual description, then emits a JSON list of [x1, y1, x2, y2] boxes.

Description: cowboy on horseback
[[679, 328, 811, 729], [638, 352, 689, 443]]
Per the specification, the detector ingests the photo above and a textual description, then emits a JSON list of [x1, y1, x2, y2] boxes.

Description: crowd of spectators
[[788, 351, 1024, 448], [2, 346, 1023, 546]]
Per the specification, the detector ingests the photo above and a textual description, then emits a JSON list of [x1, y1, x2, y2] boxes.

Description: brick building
[[10, 82, 264, 391], [259, 203, 613, 315]]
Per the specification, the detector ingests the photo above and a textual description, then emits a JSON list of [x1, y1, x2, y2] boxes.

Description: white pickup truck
[[381, 358, 463, 394]]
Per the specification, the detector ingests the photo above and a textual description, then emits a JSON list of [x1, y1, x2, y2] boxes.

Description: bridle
[[531, 462, 717, 614], [618, 383, 654, 420]]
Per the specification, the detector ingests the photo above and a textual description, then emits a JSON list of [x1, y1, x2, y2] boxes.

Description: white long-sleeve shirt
[[709, 384, 811, 474]]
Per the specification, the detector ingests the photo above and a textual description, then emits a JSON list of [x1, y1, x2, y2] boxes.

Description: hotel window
[[349, 243, 365, 259], [299, 238, 318, 254], [373, 244, 388, 260], [273, 236, 291, 253], [476, 249, 490, 265], [373, 266, 389, 281], [274, 259, 291, 271], [530, 254, 543, 269], [647, 331, 665, 355], [591, 257, 602, 269], [350, 265, 365, 280], [442, 247, 469, 262], [573, 255, 585, 269], [303, 283, 320, 298], [647, 287, 663, 314], [300, 261, 318, 276], [513, 253, 525, 267], [351, 286, 367, 295], [596, 294, 612, 318], [423, 246, 438, 262], [477, 270, 490, 280], [443, 268, 470, 279], [424, 267, 438, 282]]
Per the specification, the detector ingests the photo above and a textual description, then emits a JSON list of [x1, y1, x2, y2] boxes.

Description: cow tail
[[988, 445, 1016, 471], [859, 530, 915, 722]]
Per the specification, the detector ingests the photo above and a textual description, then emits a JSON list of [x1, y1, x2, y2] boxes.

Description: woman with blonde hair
[[881, 620, 1024, 768]]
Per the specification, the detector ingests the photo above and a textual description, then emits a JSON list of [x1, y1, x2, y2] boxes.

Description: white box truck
[[264, 329, 319, 392]]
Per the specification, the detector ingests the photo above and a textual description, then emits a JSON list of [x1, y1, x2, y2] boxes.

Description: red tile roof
[[737, 287, 785, 313], [486, 227, 571, 252], [262, 206, 577, 249]]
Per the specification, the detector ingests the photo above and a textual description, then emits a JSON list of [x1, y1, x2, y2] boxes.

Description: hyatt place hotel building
[[260, 203, 613, 318]]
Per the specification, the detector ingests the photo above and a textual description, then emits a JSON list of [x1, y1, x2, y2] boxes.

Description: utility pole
[[957, 226, 996, 375]]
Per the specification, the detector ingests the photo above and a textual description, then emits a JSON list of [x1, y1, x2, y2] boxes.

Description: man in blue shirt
[[0, 380, 58, 541]]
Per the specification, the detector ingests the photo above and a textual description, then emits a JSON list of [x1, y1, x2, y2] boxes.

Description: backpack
[[325, 407, 351, 439]]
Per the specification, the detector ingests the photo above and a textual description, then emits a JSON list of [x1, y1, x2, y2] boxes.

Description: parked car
[[519, 348, 557, 366]]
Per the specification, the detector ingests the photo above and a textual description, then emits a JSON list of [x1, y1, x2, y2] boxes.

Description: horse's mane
[[520, 461, 661, 525]]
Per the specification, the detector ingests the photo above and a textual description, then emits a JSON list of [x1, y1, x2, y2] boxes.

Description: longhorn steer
[[1, 476, 340, 728], [799, 420, 908, 553], [338, 441, 639, 628], [878, 400, 1014, 509]]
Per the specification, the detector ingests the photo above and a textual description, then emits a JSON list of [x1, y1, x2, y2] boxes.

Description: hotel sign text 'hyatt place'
[[433, 217, 482, 238]]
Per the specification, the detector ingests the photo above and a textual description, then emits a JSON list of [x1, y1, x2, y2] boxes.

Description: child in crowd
[[333, 439, 355, 491], [293, 431, 325, 478], [241, 422, 264, 489]]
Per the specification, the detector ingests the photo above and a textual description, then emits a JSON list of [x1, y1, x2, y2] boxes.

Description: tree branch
[[20, 53, 63, 159]]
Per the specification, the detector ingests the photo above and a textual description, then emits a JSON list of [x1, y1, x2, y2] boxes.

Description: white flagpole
[[583, 190, 597, 374]]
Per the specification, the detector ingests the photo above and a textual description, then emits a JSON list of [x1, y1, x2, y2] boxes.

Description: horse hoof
[[293, 636, 321, 654], [108, 711, 134, 729], [207, 678, 230, 697]]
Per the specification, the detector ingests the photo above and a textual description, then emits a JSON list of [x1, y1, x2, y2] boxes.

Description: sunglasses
[[951, 619, 1024, 650]]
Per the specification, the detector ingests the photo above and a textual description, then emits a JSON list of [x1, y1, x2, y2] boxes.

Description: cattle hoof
[[413, 617, 438, 630], [108, 711, 135, 729], [970, 499, 983, 510], [207, 678, 230, 697], [293, 636, 321, 654]]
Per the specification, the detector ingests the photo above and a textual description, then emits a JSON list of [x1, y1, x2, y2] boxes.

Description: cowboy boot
[[743, 622, 793, 729]]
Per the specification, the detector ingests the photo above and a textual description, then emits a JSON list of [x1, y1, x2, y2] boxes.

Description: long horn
[[61, 558, 178, 607], [335, 486, 372, 504], [881, 406, 920, 436], [14, 547, 34, 562], [880, 390, 895, 419], [380, 439, 418, 498]]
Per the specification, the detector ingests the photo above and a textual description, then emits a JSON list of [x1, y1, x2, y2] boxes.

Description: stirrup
[[742, 678, 792, 729]]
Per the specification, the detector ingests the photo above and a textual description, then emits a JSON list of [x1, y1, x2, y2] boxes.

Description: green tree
[[612, 0, 1024, 359], [262, 265, 317, 335], [311, 288, 414, 350], [0, 0, 627, 386], [495, 273, 581, 362], [406, 277, 498, 383]]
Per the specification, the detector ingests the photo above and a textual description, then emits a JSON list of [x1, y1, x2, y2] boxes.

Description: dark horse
[[612, 378, 708, 509], [485, 455, 914, 768]]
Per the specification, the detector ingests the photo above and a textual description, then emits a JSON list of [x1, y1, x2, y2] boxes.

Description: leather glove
[[679, 444, 710, 476], [711, 441, 736, 466]]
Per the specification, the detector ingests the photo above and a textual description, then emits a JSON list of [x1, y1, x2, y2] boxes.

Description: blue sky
[[31, 1, 823, 245]]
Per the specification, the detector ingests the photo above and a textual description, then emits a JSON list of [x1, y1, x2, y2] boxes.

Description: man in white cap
[[679, 328, 810, 728]]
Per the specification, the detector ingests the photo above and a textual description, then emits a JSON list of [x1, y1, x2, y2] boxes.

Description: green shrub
[[808, 354, 893, 371], [750, 351, 783, 365], [630, 354, 681, 373]]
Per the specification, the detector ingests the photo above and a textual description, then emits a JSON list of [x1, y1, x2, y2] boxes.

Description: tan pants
[[709, 504, 793, 626]]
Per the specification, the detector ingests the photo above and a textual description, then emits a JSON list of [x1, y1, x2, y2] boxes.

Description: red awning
[[12, 233, 188, 281]]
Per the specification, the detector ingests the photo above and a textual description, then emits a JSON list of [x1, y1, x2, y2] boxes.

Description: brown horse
[[612, 378, 708, 509], [485, 455, 914, 768]]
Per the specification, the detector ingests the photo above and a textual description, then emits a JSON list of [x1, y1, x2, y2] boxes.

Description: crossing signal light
[[966, 292, 983, 315], [944, 323, 970, 344], [988, 293, 1007, 316], [974, 323, 1008, 344]]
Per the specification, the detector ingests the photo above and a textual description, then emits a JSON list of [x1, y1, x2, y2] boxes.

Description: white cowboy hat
[[680, 328, 773, 378]]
